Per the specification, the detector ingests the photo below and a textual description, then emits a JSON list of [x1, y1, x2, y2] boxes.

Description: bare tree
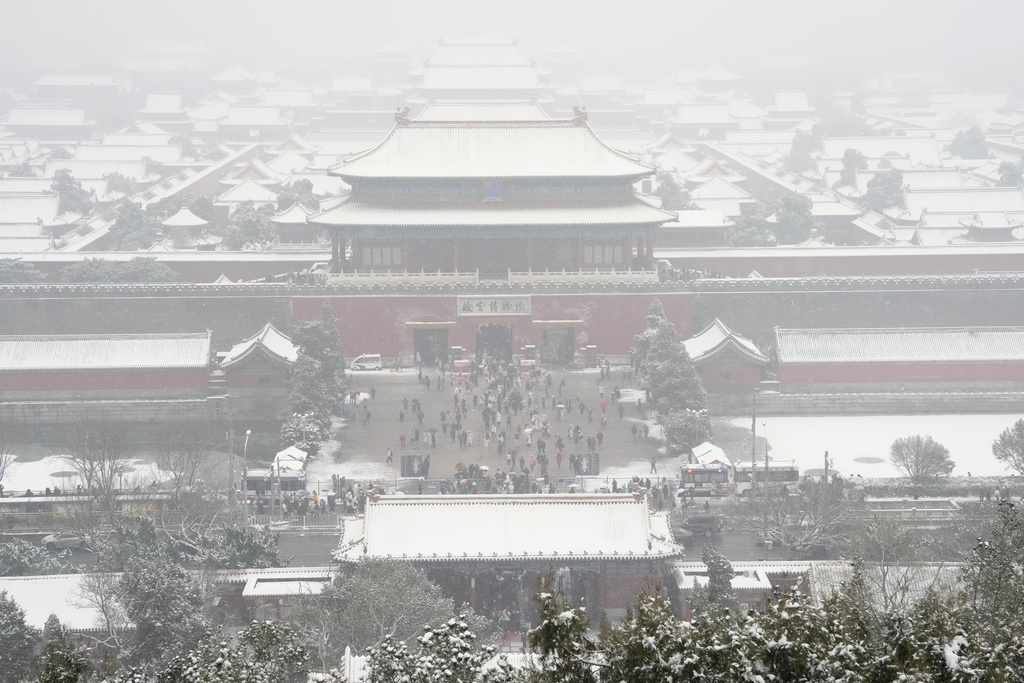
[[730, 479, 856, 556], [72, 572, 129, 651], [151, 424, 230, 543], [889, 434, 954, 484], [0, 421, 15, 492], [59, 416, 136, 547], [65, 417, 135, 499], [853, 516, 952, 617]]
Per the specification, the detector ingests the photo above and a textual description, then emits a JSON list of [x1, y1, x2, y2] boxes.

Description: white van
[[350, 353, 382, 371]]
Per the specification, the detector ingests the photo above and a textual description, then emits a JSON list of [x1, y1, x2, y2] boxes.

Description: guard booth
[[401, 454, 428, 478], [451, 359, 472, 384], [577, 453, 600, 476]]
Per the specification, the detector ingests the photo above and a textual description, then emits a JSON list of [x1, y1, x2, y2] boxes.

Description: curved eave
[[220, 342, 294, 370], [325, 120, 656, 180], [693, 338, 768, 365]]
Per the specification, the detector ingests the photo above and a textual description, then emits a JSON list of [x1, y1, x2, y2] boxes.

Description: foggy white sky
[[3, 0, 1023, 87]]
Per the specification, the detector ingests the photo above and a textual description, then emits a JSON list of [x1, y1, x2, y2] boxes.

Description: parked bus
[[734, 461, 801, 496], [679, 463, 732, 496], [678, 442, 733, 497]]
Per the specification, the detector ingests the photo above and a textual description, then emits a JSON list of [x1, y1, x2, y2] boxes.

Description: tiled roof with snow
[[329, 121, 654, 180], [683, 318, 767, 364], [334, 494, 683, 563], [420, 66, 542, 90], [215, 178, 279, 203], [271, 202, 315, 225], [0, 332, 211, 371], [161, 207, 209, 227], [0, 193, 62, 225], [415, 102, 550, 122], [220, 323, 298, 367], [774, 327, 1024, 364]]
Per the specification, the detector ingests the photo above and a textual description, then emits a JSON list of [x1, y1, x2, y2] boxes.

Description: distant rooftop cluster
[[0, 33, 1023, 280]]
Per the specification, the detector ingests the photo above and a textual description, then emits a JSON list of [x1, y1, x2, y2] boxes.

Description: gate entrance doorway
[[475, 323, 513, 363], [539, 328, 575, 365], [413, 329, 449, 366]]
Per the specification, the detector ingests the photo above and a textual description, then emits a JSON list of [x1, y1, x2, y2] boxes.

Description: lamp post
[[763, 421, 769, 480], [242, 430, 252, 522], [751, 388, 760, 469]]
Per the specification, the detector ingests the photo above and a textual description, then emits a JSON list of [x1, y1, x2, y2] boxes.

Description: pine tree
[[37, 614, 90, 683], [631, 299, 707, 419], [117, 542, 207, 669], [0, 590, 38, 682], [689, 545, 739, 618], [527, 588, 601, 683]]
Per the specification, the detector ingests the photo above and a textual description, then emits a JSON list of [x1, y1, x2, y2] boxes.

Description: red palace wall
[[778, 361, 1024, 384], [292, 292, 694, 358]]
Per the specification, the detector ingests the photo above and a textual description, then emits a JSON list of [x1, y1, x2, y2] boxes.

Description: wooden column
[[402, 234, 410, 271], [646, 229, 655, 263], [453, 238, 460, 272], [576, 234, 584, 269], [469, 571, 478, 611], [526, 236, 533, 271], [351, 237, 360, 270], [331, 235, 341, 272]]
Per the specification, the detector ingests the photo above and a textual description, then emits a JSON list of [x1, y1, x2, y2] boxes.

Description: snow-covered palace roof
[[333, 494, 683, 563]]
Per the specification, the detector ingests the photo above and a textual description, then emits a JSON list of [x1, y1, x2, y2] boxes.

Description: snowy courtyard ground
[[2, 372, 1020, 494], [740, 414, 1020, 479]]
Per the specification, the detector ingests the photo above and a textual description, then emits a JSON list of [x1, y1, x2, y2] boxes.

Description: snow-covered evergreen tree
[[117, 541, 207, 670], [0, 590, 38, 681], [37, 614, 90, 683], [630, 299, 708, 451]]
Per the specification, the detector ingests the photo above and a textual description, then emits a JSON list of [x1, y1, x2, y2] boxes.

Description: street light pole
[[763, 421, 770, 480], [751, 388, 760, 469], [242, 429, 252, 523]]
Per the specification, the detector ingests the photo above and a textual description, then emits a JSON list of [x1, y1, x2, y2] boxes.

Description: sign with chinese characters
[[456, 295, 531, 317]]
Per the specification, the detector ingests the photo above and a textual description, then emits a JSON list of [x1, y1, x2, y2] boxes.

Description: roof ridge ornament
[[394, 106, 411, 126], [572, 105, 589, 126]]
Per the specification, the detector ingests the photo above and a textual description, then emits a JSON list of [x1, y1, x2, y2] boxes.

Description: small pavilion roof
[[689, 176, 751, 200], [210, 66, 257, 83], [683, 318, 767, 364], [220, 322, 298, 369], [271, 202, 315, 225], [328, 120, 655, 180], [161, 207, 209, 228], [215, 178, 279, 203], [334, 494, 683, 563], [266, 150, 309, 175]]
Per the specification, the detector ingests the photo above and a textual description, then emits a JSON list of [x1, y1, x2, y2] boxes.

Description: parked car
[[680, 513, 724, 537], [41, 532, 88, 551], [350, 353, 382, 371]]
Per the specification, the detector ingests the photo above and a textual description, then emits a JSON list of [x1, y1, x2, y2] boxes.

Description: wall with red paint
[[292, 292, 694, 358]]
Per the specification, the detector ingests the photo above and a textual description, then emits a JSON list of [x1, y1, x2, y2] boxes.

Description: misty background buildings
[[1, 2, 1024, 680]]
